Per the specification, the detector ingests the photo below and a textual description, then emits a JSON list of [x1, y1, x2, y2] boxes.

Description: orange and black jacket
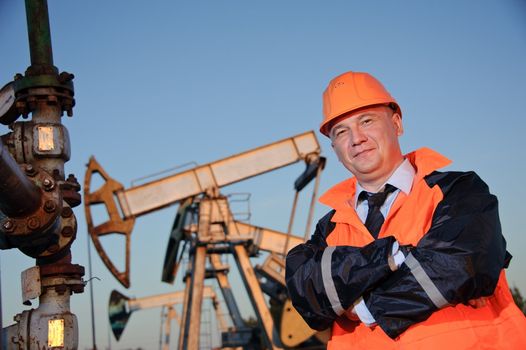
[[285, 148, 526, 348]]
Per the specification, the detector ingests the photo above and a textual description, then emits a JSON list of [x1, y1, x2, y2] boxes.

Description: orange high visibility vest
[[319, 148, 526, 349]]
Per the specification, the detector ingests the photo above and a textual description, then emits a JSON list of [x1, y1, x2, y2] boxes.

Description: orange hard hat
[[320, 71, 401, 136]]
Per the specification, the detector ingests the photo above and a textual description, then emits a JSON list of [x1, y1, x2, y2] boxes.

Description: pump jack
[[0, 1, 84, 349], [84, 131, 327, 349]]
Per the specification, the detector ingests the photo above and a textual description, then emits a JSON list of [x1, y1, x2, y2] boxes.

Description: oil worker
[[285, 71, 526, 349]]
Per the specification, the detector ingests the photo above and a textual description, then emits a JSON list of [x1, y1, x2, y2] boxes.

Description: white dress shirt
[[351, 158, 416, 326]]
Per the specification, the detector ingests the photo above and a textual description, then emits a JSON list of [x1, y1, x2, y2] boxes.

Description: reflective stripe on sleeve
[[321, 246, 345, 315], [405, 253, 449, 308]]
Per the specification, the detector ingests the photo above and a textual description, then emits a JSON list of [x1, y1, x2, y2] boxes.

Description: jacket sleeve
[[365, 171, 510, 339], [285, 210, 401, 331]]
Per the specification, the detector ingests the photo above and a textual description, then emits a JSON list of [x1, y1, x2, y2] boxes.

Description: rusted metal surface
[[1, 184, 57, 239], [13, 76, 75, 119], [27, 306, 78, 349], [4, 259, 84, 350], [39, 263, 85, 295], [0, 140, 42, 217], [0, 2, 78, 261], [22, 266, 41, 303], [11, 0, 76, 123], [4, 118, 71, 167], [83, 156, 135, 288], [60, 174, 81, 207], [1, 1, 83, 349], [35, 203, 77, 263], [0, 159, 80, 262], [39, 260, 84, 277]]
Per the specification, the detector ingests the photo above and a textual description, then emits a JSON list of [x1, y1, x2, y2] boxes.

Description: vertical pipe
[[107, 323, 112, 350], [159, 305, 168, 350], [0, 258, 3, 350], [283, 191, 299, 256], [24, 0, 55, 73], [87, 237, 97, 350], [177, 267, 192, 350], [304, 164, 323, 241], [163, 306, 173, 350], [24, 0, 68, 178], [159, 307, 165, 350]]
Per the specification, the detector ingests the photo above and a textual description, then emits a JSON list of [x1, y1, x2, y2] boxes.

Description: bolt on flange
[[61, 206, 73, 218], [2, 219, 15, 232], [43, 178, 55, 191], [27, 216, 40, 230], [43, 200, 56, 213], [61, 226, 74, 237]]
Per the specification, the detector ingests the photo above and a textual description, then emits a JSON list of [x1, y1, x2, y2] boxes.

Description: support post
[[181, 245, 207, 349], [233, 245, 282, 350]]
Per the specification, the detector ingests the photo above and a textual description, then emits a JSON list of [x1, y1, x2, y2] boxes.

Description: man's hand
[[344, 307, 360, 322]]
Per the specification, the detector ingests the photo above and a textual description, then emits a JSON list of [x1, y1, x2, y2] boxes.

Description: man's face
[[329, 105, 404, 189]]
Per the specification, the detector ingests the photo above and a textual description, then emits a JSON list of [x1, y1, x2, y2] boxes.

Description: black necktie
[[359, 184, 397, 239]]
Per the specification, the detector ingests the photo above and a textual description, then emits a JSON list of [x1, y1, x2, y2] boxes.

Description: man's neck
[[357, 158, 405, 193]]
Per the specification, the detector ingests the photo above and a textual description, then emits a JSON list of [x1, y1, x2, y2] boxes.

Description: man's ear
[[392, 113, 403, 136]]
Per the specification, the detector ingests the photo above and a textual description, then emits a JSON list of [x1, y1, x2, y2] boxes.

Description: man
[[285, 71, 526, 349]]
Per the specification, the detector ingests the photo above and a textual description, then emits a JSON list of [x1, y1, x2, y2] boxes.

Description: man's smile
[[353, 148, 374, 159]]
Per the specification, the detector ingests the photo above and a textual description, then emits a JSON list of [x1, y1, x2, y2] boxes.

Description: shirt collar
[[354, 158, 415, 207], [319, 147, 451, 211]]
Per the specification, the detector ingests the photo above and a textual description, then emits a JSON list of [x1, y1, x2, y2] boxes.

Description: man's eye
[[335, 129, 347, 137], [361, 118, 372, 126]]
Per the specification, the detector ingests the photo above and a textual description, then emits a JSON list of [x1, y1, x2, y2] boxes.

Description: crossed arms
[[285, 171, 509, 338]]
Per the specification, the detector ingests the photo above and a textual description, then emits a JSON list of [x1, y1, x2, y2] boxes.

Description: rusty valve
[[0, 161, 68, 259]]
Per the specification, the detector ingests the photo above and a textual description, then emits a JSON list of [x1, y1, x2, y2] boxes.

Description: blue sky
[[1, 1, 526, 349]]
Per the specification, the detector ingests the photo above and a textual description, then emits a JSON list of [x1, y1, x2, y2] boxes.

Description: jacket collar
[[319, 147, 451, 211]]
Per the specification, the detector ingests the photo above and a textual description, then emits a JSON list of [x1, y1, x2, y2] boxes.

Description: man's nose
[[350, 127, 367, 146]]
